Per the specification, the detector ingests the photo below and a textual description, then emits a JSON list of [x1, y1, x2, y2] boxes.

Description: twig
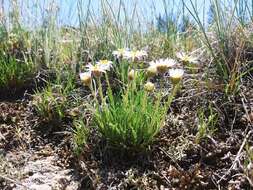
[[245, 175, 253, 187], [159, 147, 182, 170], [174, 91, 207, 101], [230, 110, 237, 132], [161, 172, 171, 186], [0, 132, 6, 141], [217, 130, 253, 184], [0, 174, 28, 188]]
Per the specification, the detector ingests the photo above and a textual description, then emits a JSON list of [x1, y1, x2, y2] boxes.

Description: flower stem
[[89, 79, 98, 105], [97, 76, 105, 105], [165, 83, 180, 109], [105, 73, 114, 106]]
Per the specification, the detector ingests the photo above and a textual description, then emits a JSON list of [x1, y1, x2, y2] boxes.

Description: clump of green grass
[[94, 84, 166, 151], [73, 119, 89, 155], [0, 53, 35, 91], [33, 85, 67, 123], [79, 49, 184, 152], [0, 26, 39, 95], [32, 67, 77, 124], [185, 0, 253, 96], [195, 104, 218, 144]]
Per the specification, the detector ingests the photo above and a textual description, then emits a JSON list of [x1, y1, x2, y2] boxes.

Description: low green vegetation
[[195, 104, 218, 143], [0, 54, 35, 90], [78, 51, 184, 151], [33, 85, 67, 123], [32, 67, 77, 124], [73, 118, 89, 155], [1, 0, 253, 188], [0, 30, 37, 93]]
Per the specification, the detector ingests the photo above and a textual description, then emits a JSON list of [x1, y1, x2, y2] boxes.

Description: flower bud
[[80, 72, 92, 86], [128, 69, 135, 81], [144, 82, 155, 92], [169, 69, 184, 85], [146, 65, 157, 78]]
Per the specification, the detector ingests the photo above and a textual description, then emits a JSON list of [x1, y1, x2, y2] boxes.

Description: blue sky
[[3, 0, 210, 26], [57, 0, 211, 26], [3, 0, 252, 28]]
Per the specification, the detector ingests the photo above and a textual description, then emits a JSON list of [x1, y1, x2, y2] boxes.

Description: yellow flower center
[[100, 60, 109, 64], [131, 51, 138, 58], [118, 49, 125, 54], [93, 65, 99, 70], [172, 73, 182, 79], [182, 55, 190, 62], [156, 65, 168, 74]]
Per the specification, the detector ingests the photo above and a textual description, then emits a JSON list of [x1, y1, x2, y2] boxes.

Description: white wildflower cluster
[[79, 60, 113, 86], [176, 52, 198, 64], [113, 48, 147, 61], [79, 48, 197, 88]]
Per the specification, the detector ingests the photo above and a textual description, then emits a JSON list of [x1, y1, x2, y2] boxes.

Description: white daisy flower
[[96, 59, 113, 71], [149, 58, 177, 74], [86, 63, 107, 77], [169, 68, 184, 84], [123, 50, 147, 61], [176, 52, 198, 64], [112, 48, 128, 58]]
